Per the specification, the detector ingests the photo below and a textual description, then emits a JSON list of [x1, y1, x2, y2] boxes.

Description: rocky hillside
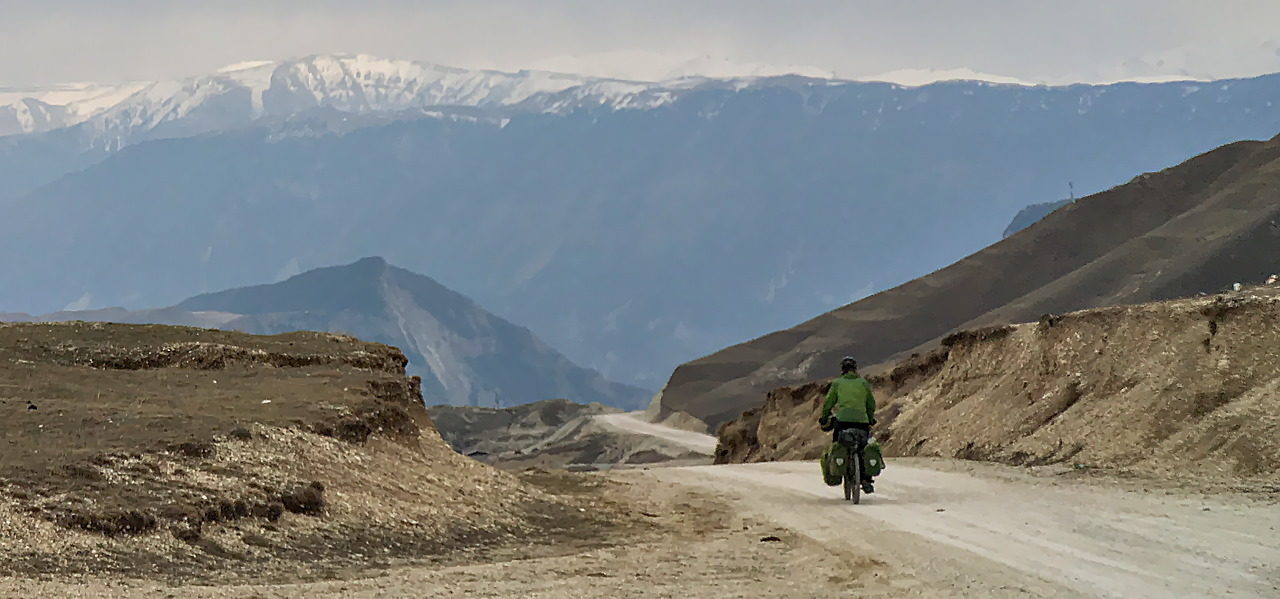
[[7, 257, 650, 409], [430, 400, 712, 470], [430, 399, 621, 460], [0, 322, 630, 581], [715, 287, 1280, 484], [7, 73, 1280, 392], [658, 132, 1280, 430]]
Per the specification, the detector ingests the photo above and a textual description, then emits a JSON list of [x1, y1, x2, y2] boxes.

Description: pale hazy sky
[[3, 0, 1280, 85]]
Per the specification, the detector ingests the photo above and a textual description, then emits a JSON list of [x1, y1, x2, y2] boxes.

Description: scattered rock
[[61, 509, 159, 536], [169, 440, 215, 459], [172, 524, 202, 543], [241, 534, 274, 548], [280, 481, 326, 515], [259, 502, 286, 522]]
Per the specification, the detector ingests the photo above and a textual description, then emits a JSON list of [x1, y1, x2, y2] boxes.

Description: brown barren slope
[[715, 287, 1280, 486], [0, 322, 636, 582], [659, 133, 1280, 430]]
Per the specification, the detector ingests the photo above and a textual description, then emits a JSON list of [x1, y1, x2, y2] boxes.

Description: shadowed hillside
[[659, 133, 1280, 430]]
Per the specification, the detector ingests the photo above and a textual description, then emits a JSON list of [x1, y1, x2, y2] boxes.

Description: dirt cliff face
[[660, 133, 1280, 431], [715, 288, 1280, 484], [712, 347, 949, 464], [0, 322, 633, 581]]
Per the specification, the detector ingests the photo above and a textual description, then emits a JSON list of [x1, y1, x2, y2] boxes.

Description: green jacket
[[821, 372, 875, 424]]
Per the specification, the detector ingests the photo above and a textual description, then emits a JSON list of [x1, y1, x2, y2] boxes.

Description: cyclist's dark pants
[[831, 421, 872, 482]]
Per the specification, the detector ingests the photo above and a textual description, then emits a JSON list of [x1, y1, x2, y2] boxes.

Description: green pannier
[[864, 438, 885, 477], [820, 438, 885, 486], [820, 442, 847, 486]]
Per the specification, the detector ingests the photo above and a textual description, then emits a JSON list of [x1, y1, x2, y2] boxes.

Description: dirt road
[[597, 410, 1280, 595], [646, 459, 1280, 598], [20, 457, 1274, 598], [588, 412, 721, 453], [592, 412, 718, 455], [4, 410, 1277, 598]]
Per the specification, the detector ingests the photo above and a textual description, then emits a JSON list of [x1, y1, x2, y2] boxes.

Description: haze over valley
[[3, 3, 1280, 597]]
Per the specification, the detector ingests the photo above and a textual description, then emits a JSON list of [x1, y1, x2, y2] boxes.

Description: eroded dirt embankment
[[716, 288, 1280, 485], [0, 322, 640, 582]]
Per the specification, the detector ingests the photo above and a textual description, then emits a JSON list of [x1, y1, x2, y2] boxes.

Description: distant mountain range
[[3, 257, 650, 409], [4, 54, 1280, 390], [0, 54, 684, 198], [656, 133, 1280, 429], [0, 55, 665, 138]]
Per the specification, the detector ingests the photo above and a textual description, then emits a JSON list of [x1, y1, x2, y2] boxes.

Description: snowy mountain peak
[[7, 54, 678, 150], [0, 82, 149, 136], [4, 54, 846, 143], [262, 53, 606, 113]]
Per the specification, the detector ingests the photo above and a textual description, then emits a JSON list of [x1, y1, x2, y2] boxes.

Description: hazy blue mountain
[[1003, 199, 1073, 237], [4, 71, 1280, 389], [1, 257, 651, 409]]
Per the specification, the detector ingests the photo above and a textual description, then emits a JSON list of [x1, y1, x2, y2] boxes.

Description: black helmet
[[840, 356, 858, 372]]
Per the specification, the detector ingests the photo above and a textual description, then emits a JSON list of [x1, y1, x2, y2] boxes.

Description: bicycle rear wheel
[[848, 455, 861, 504]]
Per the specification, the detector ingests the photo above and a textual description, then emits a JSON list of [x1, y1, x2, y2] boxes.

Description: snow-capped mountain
[[258, 55, 650, 113], [6, 54, 674, 151], [1, 53, 1248, 143], [0, 98, 67, 136], [0, 82, 148, 136], [0, 54, 702, 199]]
